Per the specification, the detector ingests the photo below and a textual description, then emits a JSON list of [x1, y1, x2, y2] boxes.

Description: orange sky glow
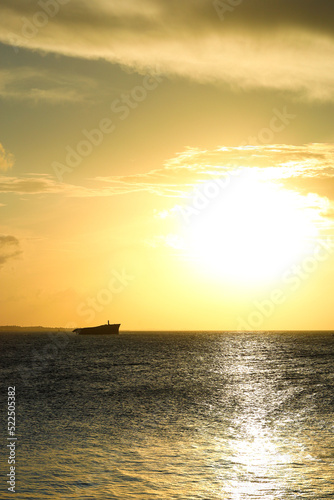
[[0, 1, 334, 330]]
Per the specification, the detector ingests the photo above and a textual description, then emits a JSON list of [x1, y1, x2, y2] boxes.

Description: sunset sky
[[0, 0, 334, 330]]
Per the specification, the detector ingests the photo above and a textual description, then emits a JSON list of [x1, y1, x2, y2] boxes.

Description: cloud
[[2, 144, 334, 207], [0, 143, 14, 171], [90, 144, 334, 232], [0, 173, 149, 197], [0, 235, 22, 267], [0, 1, 334, 100], [0, 67, 97, 103], [0, 174, 107, 196], [0, 175, 65, 194]]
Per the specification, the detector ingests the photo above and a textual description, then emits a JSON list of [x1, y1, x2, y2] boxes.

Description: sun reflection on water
[[6, 332, 334, 499]]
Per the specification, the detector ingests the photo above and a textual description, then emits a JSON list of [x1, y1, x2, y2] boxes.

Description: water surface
[[1, 331, 333, 499]]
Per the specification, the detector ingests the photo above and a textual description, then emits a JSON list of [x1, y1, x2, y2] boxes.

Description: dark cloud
[[2, 0, 334, 35], [0, 1, 333, 99], [0, 235, 22, 267], [212, 0, 334, 34]]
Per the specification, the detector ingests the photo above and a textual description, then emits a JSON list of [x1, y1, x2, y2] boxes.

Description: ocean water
[[0, 331, 334, 499]]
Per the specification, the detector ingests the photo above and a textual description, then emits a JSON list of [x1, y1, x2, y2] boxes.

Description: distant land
[[0, 326, 71, 332]]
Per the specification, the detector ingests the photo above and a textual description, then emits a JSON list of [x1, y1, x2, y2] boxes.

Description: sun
[[181, 175, 319, 286]]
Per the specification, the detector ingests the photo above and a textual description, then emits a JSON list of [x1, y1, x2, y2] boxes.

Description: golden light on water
[[223, 425, 291, 498]]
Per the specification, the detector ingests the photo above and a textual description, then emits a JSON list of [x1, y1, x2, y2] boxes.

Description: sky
[[0, 0, 334, 330]]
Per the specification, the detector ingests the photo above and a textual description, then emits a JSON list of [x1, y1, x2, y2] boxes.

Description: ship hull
[[73, 324, 120, 335]]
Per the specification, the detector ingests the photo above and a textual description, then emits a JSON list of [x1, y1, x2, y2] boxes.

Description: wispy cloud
[[2, 144, 334, 208], [0, 173, 151, 197], [0, 143, 14, 171], [0, 174, 66, 194], [1, 1, 334, 100], [0, 67, 97, 103], [95, 144, 334, 201], [0, 234, 22, 267], [0, 174, 106, 196]]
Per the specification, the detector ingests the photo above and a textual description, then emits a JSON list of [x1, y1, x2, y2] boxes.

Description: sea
[[0, 331, 333, 499]]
